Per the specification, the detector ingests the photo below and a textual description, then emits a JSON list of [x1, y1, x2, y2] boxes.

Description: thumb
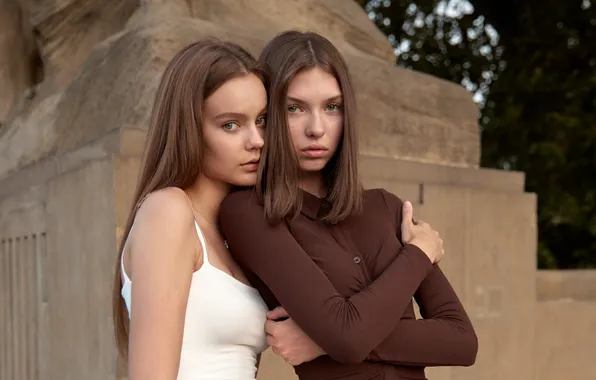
[[401, 201, 414, 229], [267, 306, 289, 320]]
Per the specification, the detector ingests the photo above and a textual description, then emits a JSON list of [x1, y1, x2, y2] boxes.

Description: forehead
[[287, 67, 341, 100], [203, 74, 267, 117]]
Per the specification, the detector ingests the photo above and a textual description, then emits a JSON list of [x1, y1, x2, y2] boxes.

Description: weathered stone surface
[[0, 0, 138, 128], [188, 0, 396, 63], [533, 300, 596, 380], [349, 55, 480, 166], [17, 0, 139, 80], [30, 13, 268, 166], [0, 2, 482, 181], [537, 270, 596, 301], [0, 0, 39, 125], [0, 0, 482, 175]]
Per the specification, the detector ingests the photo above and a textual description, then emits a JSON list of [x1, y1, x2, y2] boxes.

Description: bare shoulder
[[129, 187, 197, 255], [135, 187, 194, 228]]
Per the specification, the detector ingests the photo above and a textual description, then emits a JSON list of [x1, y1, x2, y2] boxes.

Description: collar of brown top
[[300, 190, 330, 220]]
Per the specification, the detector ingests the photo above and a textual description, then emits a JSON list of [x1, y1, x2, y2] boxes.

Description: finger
[[264, 319, 277, 335], [401, 201, 414, 229], [267, 306, 289, 320], [415, 220, 427, 229]]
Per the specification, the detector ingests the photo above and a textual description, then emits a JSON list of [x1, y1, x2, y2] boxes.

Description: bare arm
[[127, 188, 200, 380], [219, 190, 434, 364]]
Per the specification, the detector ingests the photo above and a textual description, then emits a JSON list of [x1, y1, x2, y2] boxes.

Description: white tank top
[[120, 220, 269, 379]]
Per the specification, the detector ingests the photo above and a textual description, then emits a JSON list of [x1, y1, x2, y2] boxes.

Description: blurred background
[[357, 0, 595, 270]]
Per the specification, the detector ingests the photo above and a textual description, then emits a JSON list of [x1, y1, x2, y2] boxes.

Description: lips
[[301, 145, 328, 158], [241, 159, 260, 172]]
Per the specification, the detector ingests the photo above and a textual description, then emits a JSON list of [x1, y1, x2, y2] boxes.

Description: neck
[[299, 171, 326, 198], [185, 175, 231, 225]]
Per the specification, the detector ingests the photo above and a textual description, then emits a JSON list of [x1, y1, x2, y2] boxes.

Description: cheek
[[202, 136, 237, 176], [201, 132, 259, 186], [328, 117, 344, 151], [287, 116, 303, 150]]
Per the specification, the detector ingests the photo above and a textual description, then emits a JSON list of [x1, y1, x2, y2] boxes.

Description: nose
[[306, 112, 325, 138], [246, 124, 264, 150]]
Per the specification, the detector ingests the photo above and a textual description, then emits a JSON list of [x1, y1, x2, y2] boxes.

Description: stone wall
[[0, 0, 479, 180], [533, 270, 596, 380]]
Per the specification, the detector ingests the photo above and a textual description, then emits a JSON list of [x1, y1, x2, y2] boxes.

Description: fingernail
[[404, 201, 411, 209]]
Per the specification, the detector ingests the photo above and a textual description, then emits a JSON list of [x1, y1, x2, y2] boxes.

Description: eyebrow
[[213, 107, 267, 120], [287, 95, 343, 104]]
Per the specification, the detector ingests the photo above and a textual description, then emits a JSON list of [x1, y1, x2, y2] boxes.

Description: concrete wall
[[537, 269, 596, 302], [533, 300, 596, 380], [359, 157, 536, 380], [0, 131, 122, 380], [1, 131, 595, 380], [533, 271, 596, 380], [0, 185, 47, 380]]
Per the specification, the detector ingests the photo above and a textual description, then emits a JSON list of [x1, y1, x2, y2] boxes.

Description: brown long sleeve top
[[219, 188, 478, 380]]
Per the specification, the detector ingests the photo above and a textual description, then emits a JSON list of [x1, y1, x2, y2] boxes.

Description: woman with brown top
[[218, 31, 478, 380]]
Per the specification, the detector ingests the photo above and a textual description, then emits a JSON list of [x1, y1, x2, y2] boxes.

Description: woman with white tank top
[[120, 192, 269, 379], [112, 40, 322, 380]]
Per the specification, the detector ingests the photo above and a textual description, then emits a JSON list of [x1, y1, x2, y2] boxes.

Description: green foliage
[[358, 0, 596, 268]]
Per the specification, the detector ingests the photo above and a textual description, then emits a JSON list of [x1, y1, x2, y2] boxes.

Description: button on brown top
[[219, 188, 478, 380]]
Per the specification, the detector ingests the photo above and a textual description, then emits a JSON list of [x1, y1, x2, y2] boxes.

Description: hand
[[265, 307, 325, 366], [401, 201, 444, 264]]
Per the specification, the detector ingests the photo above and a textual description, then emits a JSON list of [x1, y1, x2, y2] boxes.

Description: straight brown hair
[[256, 31, 362, 224], [112, 38, 265, 360]]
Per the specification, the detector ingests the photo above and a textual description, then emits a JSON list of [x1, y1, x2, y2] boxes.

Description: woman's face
[[285, 67, 344, 174], [201, 73, 267, 187]]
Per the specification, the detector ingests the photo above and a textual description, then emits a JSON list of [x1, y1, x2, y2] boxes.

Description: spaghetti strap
[[193, 221, 210, 265], [122, 189, 210, 278], [179, 190, 210, 265], [120, 244, 127, 280], [120, 221, 135, 283]]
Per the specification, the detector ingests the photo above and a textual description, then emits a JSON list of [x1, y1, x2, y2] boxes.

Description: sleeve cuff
[[403, 243, 434, 276]]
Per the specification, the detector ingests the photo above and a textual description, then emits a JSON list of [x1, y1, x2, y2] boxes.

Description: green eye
[[326, 103, 342, 112], [287, 104, 300, 113], [256, 115, 266, 126], [222, 122, 240, 130]]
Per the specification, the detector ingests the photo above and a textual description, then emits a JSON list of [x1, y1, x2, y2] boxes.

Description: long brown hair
[[112, 38, 264, 359], [256, 31, 362, 224]]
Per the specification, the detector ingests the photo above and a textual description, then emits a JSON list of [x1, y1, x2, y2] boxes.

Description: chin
[[228, 173, 258, 187], [299, 161, 328, 172]]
